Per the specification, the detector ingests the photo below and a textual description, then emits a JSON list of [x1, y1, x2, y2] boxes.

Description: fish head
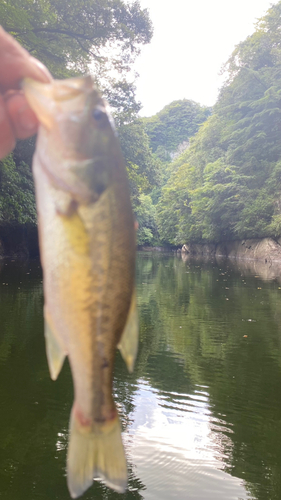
[[23, 76, 119, 202]]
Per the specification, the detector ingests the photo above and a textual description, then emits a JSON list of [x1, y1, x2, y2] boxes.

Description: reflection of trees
[[0, 260, 146, 500], [135, 253, 281, 500], [0, 260, 73, 499], [2, 254, 281, 499], [0, 260, 44, 362]]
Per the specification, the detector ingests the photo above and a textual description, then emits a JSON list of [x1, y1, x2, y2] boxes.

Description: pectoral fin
[[44, 316, 66, 380], [118, 289, 138, 373]]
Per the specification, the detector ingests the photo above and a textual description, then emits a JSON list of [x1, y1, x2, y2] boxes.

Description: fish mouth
[[22, 75, 100, 130], [22, 75, 95, 100]]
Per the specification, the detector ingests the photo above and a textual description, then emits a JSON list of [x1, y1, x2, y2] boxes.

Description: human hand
[[0, 26, 52, 160]]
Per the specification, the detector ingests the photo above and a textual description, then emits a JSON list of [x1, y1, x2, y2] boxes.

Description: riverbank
[[138, 245, 171, 252], [1, 230, 281, 264], [180, 237, 281, 263]]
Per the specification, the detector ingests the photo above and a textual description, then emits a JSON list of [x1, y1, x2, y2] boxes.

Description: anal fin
[[44, 316, 66, 380], [118, 289, 138, 373]]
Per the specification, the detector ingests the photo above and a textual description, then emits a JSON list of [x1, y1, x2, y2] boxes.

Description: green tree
[[0, 0, 155, 235], [118, 120, 161, 209], [143, 99, 211, 161], [156, 1, 281, 245], [2, 0, 152, 117], [1, 0, 152, 76], [0, 155, 36, 226], [157, 162, 193, 245], [134, 194, 158, 246]]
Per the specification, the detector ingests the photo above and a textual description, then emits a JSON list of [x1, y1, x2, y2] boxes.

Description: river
[[0, 252, 281, 500]]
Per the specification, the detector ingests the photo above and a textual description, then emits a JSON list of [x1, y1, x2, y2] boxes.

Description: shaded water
[[1, 252, 281, 499]]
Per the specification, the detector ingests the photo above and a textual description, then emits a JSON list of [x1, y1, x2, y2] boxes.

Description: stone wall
[[180, 238, 281, 263]]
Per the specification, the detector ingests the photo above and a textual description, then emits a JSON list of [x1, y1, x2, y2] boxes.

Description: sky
[[134, 0, 275, 117]]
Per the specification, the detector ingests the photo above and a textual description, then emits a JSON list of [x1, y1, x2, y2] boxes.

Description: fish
[[23, 75, 138, 498]]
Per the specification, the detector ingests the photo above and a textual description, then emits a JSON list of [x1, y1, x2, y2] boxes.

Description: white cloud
[[135, 0, 274, 116]]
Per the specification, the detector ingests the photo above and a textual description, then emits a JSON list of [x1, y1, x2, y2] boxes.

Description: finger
[[0, 95, 15, 159], [0, 26, 52, 91], [5, 91, 38, 140]]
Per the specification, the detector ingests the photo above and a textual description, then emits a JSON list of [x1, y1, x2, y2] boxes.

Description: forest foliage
[[156, 2, 281, 245], [2, 0, 281, 248], [0, 0, 159, 240], [143, 100, 211, 162]]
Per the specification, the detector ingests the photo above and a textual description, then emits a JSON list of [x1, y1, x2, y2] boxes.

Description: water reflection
[[126, 381, 244, 500], [1, 254, 281, 499]]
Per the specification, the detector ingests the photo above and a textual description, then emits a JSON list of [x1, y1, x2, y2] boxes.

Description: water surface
[[1, 253, 281, 500]]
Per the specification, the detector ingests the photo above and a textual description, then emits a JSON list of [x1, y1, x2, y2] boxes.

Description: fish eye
[[92, 107, 105, 121]]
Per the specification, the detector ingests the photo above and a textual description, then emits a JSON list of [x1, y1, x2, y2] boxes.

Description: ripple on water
[[124, 380, 248, 500]]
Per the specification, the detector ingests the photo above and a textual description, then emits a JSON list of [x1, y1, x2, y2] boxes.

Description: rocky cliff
[[180, 238, 281, 263]]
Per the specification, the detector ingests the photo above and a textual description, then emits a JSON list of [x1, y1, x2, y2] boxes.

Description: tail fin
[[67, 408, 127, 498]]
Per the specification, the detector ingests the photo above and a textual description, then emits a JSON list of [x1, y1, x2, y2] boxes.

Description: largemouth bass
[[23, 76, 138, 498]]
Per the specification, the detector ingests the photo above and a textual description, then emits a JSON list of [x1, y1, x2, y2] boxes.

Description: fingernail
[[29, 57, 52, 83]]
